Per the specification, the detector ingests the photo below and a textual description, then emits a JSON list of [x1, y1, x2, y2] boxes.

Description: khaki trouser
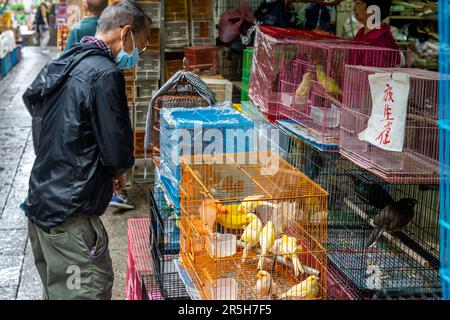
[[28, 214, 114, 300]]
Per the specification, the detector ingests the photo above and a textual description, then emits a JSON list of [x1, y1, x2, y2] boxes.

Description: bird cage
[[191, 20, 216, 46], [189, 0, 214, 21], [165, 21, 190, 48], [150, 231, 190, 299], [137, 0, 161, 27], [159, 106, 254, 209], [165, 59, 183, 80], [202, 78, 233, 103], [340, 66, 440, 184], [150, 183, 180, 253], [248, 26, 341, 121], [165, 0, 188, 21], [305, 152, 441, 299], [145, 71, 216, 165], [184, 46, 218, 75], [179, 151, 329, 300], [136, 52, 161, 80], [277, 41, 413, 152]]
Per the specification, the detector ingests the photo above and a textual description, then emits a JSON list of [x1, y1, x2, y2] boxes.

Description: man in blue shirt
[[64, 0, 108, 50]]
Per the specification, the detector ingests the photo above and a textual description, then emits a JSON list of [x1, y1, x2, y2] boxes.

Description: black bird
[[365, 198, 417, 248], [306, 151, 325, 181], [351, 174, 394, 210]]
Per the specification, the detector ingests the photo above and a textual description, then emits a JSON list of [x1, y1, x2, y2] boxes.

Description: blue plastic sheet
[[159, 105, 254, 208]]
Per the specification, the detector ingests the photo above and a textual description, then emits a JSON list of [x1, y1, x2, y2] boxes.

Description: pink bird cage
[[276, 41, 413, 151], [340, 66, 440, 184], [248, 26, 341, 121]]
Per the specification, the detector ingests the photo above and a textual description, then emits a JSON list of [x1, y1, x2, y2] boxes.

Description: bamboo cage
[[179, 151, 329, 300]]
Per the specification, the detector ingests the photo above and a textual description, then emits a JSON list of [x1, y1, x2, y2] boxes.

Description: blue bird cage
[[439, 0, 450, 300]]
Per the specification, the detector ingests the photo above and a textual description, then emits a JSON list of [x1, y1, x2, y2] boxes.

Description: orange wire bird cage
[[179, 152, 329, 300]]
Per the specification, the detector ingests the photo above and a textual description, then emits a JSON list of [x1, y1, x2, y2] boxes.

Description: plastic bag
[[219, 4, 256, 44]]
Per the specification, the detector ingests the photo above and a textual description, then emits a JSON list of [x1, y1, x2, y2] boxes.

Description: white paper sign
[[358, 72, 410, 152]]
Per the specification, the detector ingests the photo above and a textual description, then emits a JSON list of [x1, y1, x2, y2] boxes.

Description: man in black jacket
[[22, 1, 151, 300]]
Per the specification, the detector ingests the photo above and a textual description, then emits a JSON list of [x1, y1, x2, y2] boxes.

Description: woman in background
[[353, 0, 398, 49]]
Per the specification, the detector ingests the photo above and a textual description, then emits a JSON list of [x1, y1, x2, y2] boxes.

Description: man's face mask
[[115, 29, 139, 69]]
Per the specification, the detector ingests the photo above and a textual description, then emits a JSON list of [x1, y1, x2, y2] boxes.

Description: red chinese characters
[[376, 84, 395, 145]]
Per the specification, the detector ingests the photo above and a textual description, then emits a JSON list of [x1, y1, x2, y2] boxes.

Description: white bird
[[240, 216, 263, 262], [258, 221, 276, 270], [255, 270, 277, 299]]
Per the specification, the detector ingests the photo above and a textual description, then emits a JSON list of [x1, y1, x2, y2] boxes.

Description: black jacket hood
[[41, 43, 112, 97]]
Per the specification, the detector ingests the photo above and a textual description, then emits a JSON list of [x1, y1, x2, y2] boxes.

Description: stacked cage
[[179, 152, 329, 300], [165, 0, 190, 48], [248, 26, 340, 121], [277, 41, 412, 151], [184, 45, 218, 75], [340, 66, 439, 184], [133, 1, 161, 181], [202, 78, 233, 103], [147, 183, 190, 300], [439, 0, 450, 300], [159, 106, 254, 209], [189, 0, 215, 46]]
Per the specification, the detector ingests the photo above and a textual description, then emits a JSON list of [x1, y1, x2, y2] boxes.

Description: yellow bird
[[315, 65, 342, 96], [240, 195, 266, 213], [216, 203, 258, 230], [240, 216, 263, 262], [271, 235, 304, 277], [255, 270, 277, 299], [295, 72, 313, 97], [280, 275, 320, 300], [258, 221, 276, 270]]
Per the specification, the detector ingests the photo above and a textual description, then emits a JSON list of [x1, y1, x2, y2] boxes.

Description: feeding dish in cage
[[310, 105, 340, 129], [280, 93, 308, 109], [207, 233, 237, 258]]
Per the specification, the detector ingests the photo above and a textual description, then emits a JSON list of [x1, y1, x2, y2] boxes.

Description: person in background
[[353, 0, 398, 49], [34, 0, 52, 51], [22, 0, 151, 299], [64, 0, 108, 50]]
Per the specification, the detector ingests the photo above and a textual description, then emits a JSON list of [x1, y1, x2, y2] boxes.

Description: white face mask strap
[[130, 30, 136, 51]]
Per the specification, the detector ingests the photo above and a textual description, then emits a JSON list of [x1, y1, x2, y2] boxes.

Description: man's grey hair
[[97, 0, 152, 34]]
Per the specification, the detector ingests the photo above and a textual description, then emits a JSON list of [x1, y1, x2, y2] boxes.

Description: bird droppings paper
[[358, 72, 410, 152]]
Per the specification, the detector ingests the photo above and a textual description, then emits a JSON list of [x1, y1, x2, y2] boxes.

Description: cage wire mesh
[[248, 26, 341, 120], [340, 66, 439, 184], [306, 147, 440, 299], [276, 41, 412, 151], [439, 0, 450, 300], [150, 230, 190, 299], [239, 101, 441, 299], [179, 151, 329, 300], [150, 183, 181, 253]]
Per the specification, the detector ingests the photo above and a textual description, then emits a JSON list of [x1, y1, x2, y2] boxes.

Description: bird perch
[[236, 240, 320, 277], [344, 198, 430, 268]]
